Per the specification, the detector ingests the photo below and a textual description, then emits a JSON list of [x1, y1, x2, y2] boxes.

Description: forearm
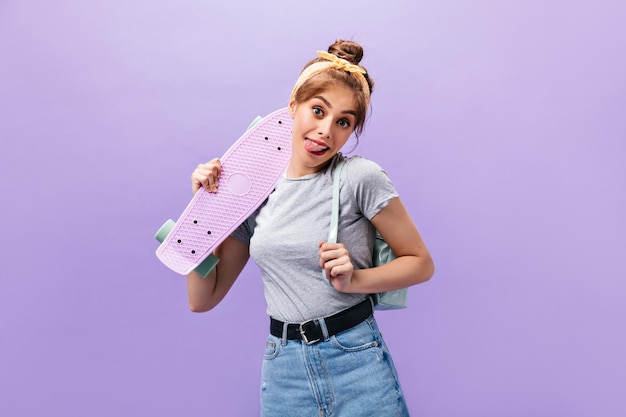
[[187, 266, 220, 312], [347, 197, 434, 294], [348, 253, 434, 294], [186, 237, 250, 312]]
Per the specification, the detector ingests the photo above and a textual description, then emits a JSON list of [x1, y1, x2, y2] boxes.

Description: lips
[[304, 138, 330, 155]]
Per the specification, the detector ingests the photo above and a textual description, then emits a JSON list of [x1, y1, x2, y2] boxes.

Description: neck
[[286, 157, 337, 179], [285, 164, 309, 179]]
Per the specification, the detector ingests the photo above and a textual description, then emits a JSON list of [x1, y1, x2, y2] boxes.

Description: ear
[[288, 100, 296, 118]]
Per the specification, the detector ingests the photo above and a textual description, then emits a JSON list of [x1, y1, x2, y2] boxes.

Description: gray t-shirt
[[232, 153, 398, 323]]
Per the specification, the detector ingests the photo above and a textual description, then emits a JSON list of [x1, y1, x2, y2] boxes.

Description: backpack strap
[[327, 159, 345, 244], [322, 159, 345, 283]]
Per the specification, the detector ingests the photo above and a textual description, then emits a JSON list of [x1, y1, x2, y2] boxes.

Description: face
[[288, 84, 357, 178]]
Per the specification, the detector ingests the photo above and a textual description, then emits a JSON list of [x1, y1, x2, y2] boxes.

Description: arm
[[320, 197, 434, 294], [186, 159, 251, 312], [187, 236, 250, 312]]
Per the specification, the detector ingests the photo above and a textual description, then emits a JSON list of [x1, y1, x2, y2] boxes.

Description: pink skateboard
[[155, 108, 293, 276]]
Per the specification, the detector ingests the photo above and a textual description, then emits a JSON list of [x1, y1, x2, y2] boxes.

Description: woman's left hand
[[318, 242, 354, 292]]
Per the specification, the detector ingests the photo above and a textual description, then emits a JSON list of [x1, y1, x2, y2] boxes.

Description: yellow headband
[[290, 50, 371, 106]]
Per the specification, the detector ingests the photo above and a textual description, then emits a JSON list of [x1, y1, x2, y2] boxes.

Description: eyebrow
[[314, 95, 357, 116]]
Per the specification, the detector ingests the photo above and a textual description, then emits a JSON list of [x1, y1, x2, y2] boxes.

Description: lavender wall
[[1, 1, 624, 416]]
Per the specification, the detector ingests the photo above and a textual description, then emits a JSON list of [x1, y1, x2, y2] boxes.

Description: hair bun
[[328, 39, 364, 66]]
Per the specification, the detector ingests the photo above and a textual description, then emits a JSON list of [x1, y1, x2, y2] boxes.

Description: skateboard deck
[[155, 107, 293, 275]]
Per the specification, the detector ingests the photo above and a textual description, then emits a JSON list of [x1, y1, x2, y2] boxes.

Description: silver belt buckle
[[299, 320, 321, 345]]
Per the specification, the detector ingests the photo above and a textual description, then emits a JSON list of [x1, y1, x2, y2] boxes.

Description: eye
[[312, 106, 324, 117], [337, 118, 351, 128]]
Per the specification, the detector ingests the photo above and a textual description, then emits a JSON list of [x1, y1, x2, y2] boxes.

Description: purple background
[[1, 1, 624, 416]]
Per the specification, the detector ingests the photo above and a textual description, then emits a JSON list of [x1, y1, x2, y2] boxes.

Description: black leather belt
[[270, 298, 373, 345]]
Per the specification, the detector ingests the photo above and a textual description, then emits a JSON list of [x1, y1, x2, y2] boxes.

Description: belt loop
[[281, 322, 288, 346], [318, 317, 330, 341], [368, 296, 375, 312]]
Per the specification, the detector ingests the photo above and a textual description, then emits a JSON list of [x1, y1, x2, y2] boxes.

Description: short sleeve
[[343, 156, 399, 220], [230, 215, 253, 244]]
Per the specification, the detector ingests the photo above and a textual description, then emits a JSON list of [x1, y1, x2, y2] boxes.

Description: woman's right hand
[[191, 158, 222, 194]]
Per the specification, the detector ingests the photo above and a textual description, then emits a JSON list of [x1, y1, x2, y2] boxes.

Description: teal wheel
[[195, 254, 220, 278], [155, 219, 175, 243], [246, 116, 262, 131]]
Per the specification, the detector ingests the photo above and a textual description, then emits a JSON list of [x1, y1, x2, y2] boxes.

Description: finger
[[196, 161, 222, 193], [318, 242, 345, 255], [206, 173, 216, 192], [328, 255, 352, 276], [209, 166, 221, 192], [321, 252, 350, 275], [330, 264, 350, 278], [319, 246, 348, 266], [191, 171, 207, 194], [192, 163, 212, 190]]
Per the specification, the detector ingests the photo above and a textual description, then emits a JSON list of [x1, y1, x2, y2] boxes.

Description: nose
[[317, 117, 332, 138]]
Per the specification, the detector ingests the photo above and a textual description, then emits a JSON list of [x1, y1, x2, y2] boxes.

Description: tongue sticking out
[[304, 139, 329, 155]]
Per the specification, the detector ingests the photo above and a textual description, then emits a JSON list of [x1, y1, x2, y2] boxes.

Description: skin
[[187, 85, 434, 312]]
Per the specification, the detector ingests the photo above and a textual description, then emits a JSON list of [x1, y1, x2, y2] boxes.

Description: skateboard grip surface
[[156, 108, 293, 275]]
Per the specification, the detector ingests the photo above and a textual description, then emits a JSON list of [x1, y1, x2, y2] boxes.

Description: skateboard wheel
[[246, 116, 263, 131], [195, 254, 220, 278], [155, 219, 176, 243]]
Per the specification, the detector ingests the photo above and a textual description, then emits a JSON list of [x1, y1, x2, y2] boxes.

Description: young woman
[[188, 39, 434, 416]]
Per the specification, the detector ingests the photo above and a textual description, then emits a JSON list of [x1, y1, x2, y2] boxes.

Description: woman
[[188, 39, 434, 416]]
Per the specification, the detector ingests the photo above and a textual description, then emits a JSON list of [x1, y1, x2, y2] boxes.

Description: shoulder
[[340, 154, 390, 184], [342, 154, 382, 169], [336, 154, 398, 219]]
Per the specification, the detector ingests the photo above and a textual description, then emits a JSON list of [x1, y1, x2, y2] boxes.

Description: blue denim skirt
[[261, 314, 410, 416]]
